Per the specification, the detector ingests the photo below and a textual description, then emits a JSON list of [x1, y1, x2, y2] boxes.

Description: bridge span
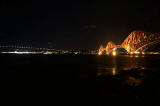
[[99, 30, 160, 55]]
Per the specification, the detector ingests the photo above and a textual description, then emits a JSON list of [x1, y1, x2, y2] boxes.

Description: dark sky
[[0, 0, 160, 49]]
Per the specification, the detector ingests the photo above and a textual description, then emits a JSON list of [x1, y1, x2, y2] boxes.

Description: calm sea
[[2, 54, 160, 106]]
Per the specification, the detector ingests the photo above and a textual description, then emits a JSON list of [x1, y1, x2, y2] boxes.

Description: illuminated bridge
[[99, 30, 160, 55]]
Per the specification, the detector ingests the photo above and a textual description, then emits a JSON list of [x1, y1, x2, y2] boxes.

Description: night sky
[[0, 0, 160, 49]]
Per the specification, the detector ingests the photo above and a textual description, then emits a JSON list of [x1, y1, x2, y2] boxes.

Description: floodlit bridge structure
[[99, 30, 160, 55]]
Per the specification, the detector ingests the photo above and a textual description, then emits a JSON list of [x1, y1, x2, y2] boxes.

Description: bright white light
[[43, 52, 53, 54], [98, 51, 102, 55], [25, 51, 29, 54], [74, 52, 78, 54], [13, 51, 32, 54], [112, 51, 116, 56], [1, 51, 42, 54], [113, 48, 116, 50], [134, 51, 140, 54], [14, 51, 18, 54], [44, 52, 48, 54]]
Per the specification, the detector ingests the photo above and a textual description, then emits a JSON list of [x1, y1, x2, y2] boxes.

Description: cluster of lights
[[98, 48, 117, 56], [98, 51, 102, 55], [130, 51, 145, 55], [112, 51, 117, 56], [1, 51, 41, 54], [98, 47, 146, 56], [43, 51, 53, 54], [134, 51, 140, 54], [0, 45, 55, 51], [1, 51, 63, 55], [112, 48, 117, 56]]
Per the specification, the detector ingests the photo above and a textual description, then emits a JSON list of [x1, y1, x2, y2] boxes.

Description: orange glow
[[106, 41, 117, 53], [120, 30, 160, 54], [101, 31, 160, 55], [112, 51, 116, 56], [112, 67, 116, 76], [106, 52, 109, 55], [130, 52, 133, 55], [134, 51, 140, 54], [98, 45, 104, 55], [98, 51, 102, 55]]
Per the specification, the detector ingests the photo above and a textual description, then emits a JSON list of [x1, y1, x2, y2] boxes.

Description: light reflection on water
[[96, 55, 160, 105], [97, 67, 117, 76], [97, 55, 148, 86], [97, 55, 146, 75]]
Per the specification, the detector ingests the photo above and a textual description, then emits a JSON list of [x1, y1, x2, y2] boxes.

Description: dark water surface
[[2, 54, 160, 105]]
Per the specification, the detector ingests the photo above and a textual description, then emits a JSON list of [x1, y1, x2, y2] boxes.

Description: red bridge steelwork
[[99, 30, 160, 54], [98, 45, 104, 55], [106, 41, 117, 54]]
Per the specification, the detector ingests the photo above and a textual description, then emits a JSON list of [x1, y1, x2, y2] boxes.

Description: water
[[2, 54, 160, 105], [96, 55, 160, 106]]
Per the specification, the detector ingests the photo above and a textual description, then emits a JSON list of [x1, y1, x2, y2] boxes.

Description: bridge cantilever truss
[[99, 30, 160, 54], [106, 41, 117, 54], [98, 45, 104, 55]]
